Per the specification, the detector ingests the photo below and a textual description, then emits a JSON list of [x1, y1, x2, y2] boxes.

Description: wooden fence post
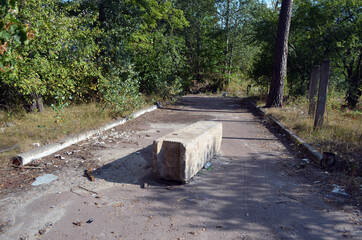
[[314, 60, 331, 129], [308, 65, 320, 116]]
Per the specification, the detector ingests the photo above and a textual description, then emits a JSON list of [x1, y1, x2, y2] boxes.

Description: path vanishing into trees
[[0, 95, 361, 239]]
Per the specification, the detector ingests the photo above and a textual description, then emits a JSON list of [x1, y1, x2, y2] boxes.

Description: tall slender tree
[[265, 0, 293, 107]]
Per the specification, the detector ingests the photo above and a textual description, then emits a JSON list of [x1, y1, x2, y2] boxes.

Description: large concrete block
[[153, 121, 222, 183]]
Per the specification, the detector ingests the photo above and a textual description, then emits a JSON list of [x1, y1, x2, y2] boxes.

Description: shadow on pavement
[[92, 95, 358, 239]]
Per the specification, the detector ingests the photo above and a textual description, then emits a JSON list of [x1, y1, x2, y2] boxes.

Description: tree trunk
[[228, 41, 233, 76], [308, 65, 320, 116], [265, 0, 293, 108], [196, 22, 202, 81], [314, 59, 331, 129], [98, 0, 106, 27], [346, 49, 362, 109], [224, 0, 230, 72], [30, 92, 44, 112]]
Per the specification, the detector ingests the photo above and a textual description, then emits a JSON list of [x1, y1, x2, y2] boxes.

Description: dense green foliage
[[251, 0, 361, 108], [0, 0, 360, 113]]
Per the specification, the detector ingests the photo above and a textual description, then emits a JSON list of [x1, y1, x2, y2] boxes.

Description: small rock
[[32, 143, 41, 147], [155, 102, 162, 108], [5, 122, 15, 127], [86, 218, 94, 224], [45, 222, 53, 228], [72, 221, 82, 226], [331, 184, 349, 196], [143, 183, 149, 189], [295, 162, 307, 170], [31, 174, 58, 186], [204, 162, 212, 170], [54, 154, 65, 160], [302, 158, 310, 164], [38, 229, 45, 235]]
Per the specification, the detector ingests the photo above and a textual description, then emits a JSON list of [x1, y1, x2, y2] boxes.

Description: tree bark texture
[[30, 92, 44, 112], [314, 59, 330, 129], [224, 0, 230, 72], [266, 0, 293, 108]]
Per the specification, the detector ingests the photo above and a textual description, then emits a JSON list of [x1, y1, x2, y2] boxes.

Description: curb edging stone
[[12, 105, 158, 166]]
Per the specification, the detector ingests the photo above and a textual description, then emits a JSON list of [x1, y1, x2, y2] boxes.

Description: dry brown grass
[[0, 100, 152, 168], [259, 97, 362, 175]]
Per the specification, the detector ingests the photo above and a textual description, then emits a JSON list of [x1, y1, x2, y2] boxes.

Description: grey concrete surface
[[0, 95, 360, 240], [153, 121, 222, 182], [249, 101, 323, 163]]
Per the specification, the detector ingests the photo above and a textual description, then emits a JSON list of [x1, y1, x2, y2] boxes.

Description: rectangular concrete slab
[[153, 121, 222, 183]]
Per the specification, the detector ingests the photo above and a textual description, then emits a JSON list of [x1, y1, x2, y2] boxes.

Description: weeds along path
[[0, 95, 361, 240]]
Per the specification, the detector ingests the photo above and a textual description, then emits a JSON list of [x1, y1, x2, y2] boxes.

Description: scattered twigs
[[78, 185, 98, 195], [11, 164, 44, 169], [177, 197, 188, 202], [70, 186, 98, 198], [70, 187, 86, 198]]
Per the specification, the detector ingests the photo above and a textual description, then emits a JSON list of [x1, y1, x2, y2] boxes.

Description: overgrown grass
[[258, 96, 362, 176], [0, 99, 153, 168]]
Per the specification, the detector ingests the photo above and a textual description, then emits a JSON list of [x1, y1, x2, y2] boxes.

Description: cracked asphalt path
[[0, 95, 361, 240]]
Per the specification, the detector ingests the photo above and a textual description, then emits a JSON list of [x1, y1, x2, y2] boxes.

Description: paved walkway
[[0, 95, 360, 240]]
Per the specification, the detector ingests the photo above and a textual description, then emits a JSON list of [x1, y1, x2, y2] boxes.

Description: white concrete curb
[[247, 99, 323, 163], [11, 105, 158, 166]]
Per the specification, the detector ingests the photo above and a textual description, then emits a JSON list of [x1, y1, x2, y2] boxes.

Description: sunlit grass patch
[[0, 98, 154, 168], [261, 96, 361, 176]]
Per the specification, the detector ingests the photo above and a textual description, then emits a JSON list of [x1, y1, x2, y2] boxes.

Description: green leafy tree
[[0, 0, 29, 70], [0, 0, 32, 107], [176, 0, 223, 83], [251, 0, 361, 108], [249, 2, 278, 90], [95, 0, 188, 103], [129, 0, 188, 97], [2, 0, 102, 111]]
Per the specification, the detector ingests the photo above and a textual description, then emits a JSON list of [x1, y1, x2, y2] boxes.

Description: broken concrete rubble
[[31, 174, 59, 186]]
